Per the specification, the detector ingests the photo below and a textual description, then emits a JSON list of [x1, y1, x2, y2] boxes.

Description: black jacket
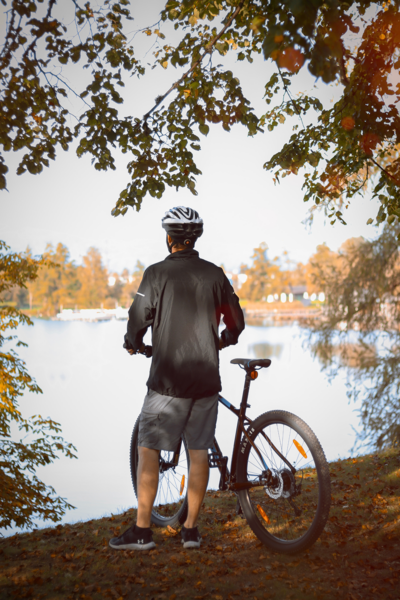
[[125, 249, 245, 398]]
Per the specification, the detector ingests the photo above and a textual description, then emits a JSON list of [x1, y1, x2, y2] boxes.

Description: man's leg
[[184, 449, 209, 529], [136, 446, 160, 528], [183, 394, 218, 533], [109, 445, 158, 550]]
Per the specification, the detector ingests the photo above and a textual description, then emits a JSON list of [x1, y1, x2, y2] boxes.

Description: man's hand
[[128, 342, 146, 355], [123, 341, 145, 355]]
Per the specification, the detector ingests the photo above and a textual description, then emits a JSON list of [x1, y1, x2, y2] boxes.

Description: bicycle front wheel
[[130, 417, 189, 528], [237, 410, 331, 554]]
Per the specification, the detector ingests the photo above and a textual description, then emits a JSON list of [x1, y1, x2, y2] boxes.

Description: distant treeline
[[1, 243, 144, 317], [1, 238, 357, 317]]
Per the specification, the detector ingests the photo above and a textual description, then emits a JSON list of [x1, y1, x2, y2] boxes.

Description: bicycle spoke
[[240, 414, 327, 547], [131, 418, 190, 527], [152, 444, 189, 520]]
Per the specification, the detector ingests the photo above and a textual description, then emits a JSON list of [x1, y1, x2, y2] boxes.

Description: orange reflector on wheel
[[180, 475, 185, 496], [293, 439, 307, 458], [250, 371, 258, 380], [257, 504, 270, 523]]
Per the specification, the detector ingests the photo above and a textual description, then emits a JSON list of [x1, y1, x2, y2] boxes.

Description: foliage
[[118, 260, 145, 307], [26, 243, 80, 316], [306, 224, 400, 450], [305, 242, 341, 294], [1, 1, 399, 225], [76, 247, 108, 309], [239, 242, 309, 300], [4, 244, 146, 316], [240, 242, 271, 300], [0, 240, 77, 530]]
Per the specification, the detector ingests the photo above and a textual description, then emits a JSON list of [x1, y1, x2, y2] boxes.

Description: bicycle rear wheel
[[237, 410, 331, 554], [130, 417, 189, 527]]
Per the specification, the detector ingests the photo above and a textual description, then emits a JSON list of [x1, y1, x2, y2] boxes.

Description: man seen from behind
[[109, 206, 245, 551]]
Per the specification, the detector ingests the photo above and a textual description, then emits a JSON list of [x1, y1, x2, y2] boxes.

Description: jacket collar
[[165, 249, 199, 261]]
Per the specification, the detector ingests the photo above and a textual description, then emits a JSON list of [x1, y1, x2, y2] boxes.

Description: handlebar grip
[[123, 340, 152, 357]]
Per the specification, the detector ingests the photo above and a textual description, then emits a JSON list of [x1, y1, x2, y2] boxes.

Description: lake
[[2, 319, 363, 536]]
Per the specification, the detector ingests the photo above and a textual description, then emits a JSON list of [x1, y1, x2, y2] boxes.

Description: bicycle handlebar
[[123, 341, 153, 358]]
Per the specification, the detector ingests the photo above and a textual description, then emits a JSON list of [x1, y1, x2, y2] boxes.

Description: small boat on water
[[56, 307, 129, 322]]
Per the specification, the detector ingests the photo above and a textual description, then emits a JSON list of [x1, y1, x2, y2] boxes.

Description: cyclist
[[109, 206, 245, 551]]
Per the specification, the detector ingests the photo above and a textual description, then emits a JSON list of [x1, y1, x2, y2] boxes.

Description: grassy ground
[[1, 449, 399, 600]]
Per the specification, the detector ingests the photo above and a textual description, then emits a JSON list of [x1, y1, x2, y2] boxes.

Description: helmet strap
[[166, 233, 174, 254], [166, 234, 195, 253]]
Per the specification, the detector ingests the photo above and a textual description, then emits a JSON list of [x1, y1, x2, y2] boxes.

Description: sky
[[1, 0, 382, 274]]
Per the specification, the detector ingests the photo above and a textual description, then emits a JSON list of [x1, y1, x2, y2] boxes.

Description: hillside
[[1, 449, 399, 600]]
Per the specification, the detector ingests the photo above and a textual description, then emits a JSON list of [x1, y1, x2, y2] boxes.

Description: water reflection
[[308, 331, 398, 452], [312, 341, 378, 370], [249, 342, 284, 360]]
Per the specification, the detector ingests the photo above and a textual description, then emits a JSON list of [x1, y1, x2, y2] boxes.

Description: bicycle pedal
[[208, 452, 228, 469]]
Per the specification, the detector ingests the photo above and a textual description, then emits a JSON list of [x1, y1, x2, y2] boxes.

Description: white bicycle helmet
[[162, 206, 203, 252]]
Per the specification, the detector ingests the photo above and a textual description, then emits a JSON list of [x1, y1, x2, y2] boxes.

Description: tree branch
[[0, 6, 17, 72], [35, 56, 90, 112], [370, 157, 400, 187], [277, 66, 305, 129], [142, 0, 246, 122], [21, 0, 57, 63], [351, 161, 369, 195]]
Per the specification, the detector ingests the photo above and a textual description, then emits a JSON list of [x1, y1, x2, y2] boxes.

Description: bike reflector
[[257, 504, 270, 523], [293, 439, 307, 458], [180, 475, 185, 496], [250, 371, 258, 380]]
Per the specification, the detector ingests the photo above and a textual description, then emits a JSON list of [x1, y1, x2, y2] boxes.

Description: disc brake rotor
[[264, 468, 296, 499], [264, 469, 284, 499]]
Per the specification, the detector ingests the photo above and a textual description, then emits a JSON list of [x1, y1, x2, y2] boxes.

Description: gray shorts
[[137, 389, 219, 451]]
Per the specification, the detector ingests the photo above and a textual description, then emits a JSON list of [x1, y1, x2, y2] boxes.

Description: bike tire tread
[[237, 410, 331, 554]]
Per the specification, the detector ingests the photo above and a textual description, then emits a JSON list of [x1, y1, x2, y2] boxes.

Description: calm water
[[2, 319, 362, 536]]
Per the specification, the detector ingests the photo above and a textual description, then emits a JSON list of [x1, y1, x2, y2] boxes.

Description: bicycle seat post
[[229, 369, 253, 480], [240, 371, 252, 413]]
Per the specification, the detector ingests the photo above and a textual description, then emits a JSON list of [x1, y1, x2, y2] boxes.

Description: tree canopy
[[1, 0, 399, 226]]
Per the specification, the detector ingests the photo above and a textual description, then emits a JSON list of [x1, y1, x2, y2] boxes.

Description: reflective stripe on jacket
[[125, 249, 245, 399]]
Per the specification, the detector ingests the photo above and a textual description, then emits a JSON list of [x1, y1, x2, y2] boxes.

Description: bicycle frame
[[209, 370, 297, 492]]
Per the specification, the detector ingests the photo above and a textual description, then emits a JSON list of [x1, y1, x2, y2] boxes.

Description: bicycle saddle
[[230, 358, 271, 369]]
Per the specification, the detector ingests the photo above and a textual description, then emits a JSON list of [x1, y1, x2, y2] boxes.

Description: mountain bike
[[129, 354, 331, 554]]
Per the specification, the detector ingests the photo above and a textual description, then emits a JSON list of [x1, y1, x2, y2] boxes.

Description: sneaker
[[181, 526, 202, 549], [109, 524, 156, 551]]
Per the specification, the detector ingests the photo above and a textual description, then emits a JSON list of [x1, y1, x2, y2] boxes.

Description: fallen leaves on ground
[[0, 449, 399, 600]]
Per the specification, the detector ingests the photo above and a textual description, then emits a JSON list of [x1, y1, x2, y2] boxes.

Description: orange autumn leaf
[[360, 133, 380, 155], [341, 116, 355, 131], [278, 47, 304, 72], [167, 525, 177, 535]]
